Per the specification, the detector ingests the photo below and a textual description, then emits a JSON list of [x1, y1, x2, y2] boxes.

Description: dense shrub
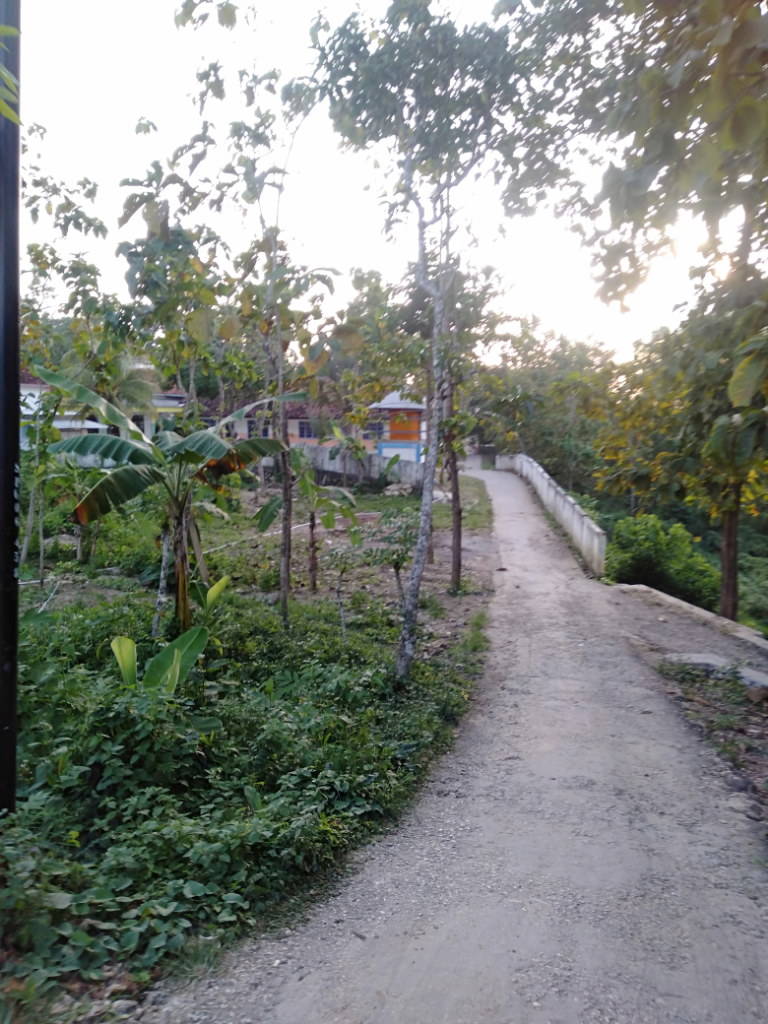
[[1, 594, 473, 994], [606, 514, 721, 611]]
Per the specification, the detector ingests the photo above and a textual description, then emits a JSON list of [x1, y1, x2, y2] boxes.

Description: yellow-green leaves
[[729, 350, 768, 407], [111, 637, 138, 689], [218, 2, 237, 28], [219, 314, 240, 340], [186, 307, 216, 344], [143, 199, 171, 242], [699, 0, 724, 26], [724, 96, 766, 150]]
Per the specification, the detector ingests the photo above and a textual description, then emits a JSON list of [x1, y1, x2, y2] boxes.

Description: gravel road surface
[[142, 469, 768, 1024]]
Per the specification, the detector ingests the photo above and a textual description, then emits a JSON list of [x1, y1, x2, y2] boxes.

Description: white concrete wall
[[502, 453, 606, 576], [297, 442, 425, 489]]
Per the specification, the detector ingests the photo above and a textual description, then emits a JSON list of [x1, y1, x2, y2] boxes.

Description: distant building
[[368, 391, 426, 463]]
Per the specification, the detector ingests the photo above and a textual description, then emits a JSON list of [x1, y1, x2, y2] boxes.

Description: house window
[[298, 420, 316, 439], [362, 421, 384, 441]]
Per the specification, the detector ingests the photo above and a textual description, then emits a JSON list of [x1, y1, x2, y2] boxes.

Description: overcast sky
[[22, 0, 710, 362]]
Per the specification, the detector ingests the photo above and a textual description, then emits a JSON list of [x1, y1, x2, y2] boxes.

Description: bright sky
[[23, 0, 708, 362]]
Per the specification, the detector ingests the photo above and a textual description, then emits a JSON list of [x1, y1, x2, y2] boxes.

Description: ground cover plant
[[1, 471, 493, 1019], [659, 662, 768, 813]]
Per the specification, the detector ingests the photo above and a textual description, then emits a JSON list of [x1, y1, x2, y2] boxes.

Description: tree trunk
[[90, 515, 101, 560], [153, 525, 171, 638], [20, 488, 35, 565], [720, 485, 741, 621], [277, 346, 292, 627], [394, 565, 405, 611], [218, 372, 226, 418], [173, 498, 192, 631], [188, 352, 198, 423], [448, 438, 462, 593], [188, 516, 211, 586], [309, 510, 318, 593], [38, 486, 45, 588], [76, 524, 84, 564], [336, 572, 347, 645], [397, 295, 445, 679]]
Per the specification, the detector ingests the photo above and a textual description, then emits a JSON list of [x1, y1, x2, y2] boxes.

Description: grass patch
[[418, 592, 446, 618], [659, 662, 768, 785], [354, 475, 493, 535]]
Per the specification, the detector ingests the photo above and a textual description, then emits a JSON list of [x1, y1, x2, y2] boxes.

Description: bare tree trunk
[[309, 510, 318, 593], [426, 370, 433, 576], [20, 488, 35, 565], [397, 295, 445, 678], [274, 239, 292, 630], [448, 438, 462, 593], [394, 565, 405, 611], [336, 572, 347, 645], [76, 524, 84, 564], [90, 515, 101, 560], [189, 352, 199, 423], [173, 498, 192, 631], [188, 516, 211, 586], [720, 484, 741, 621], [445, 376, 462, 593], [153, 525, 171, 638], [218, 373, 226, 418], [38, 486, 44, 588]]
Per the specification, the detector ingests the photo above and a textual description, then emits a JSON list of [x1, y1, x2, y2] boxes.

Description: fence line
[[498, 454, 606, 577]]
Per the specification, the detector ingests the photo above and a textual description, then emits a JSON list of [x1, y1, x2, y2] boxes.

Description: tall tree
[[507, 0, 768, 307], [302, 0, 531, 676], [578, 283, 768, 620]]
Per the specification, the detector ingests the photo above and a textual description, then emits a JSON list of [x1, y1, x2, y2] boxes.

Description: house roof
[[20, 368, 44, 386], [368, 390, 425, 413]]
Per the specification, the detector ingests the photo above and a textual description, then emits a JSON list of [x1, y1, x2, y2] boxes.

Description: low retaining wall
[[296, 443, 424, 490], [502, 453, 606, 576]]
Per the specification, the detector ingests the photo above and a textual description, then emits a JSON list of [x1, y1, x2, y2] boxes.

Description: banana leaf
[[49, 433, 156, 465], [143, 627, 209, 694], [73, 465, 167, 523], [253, 495, 283, 531], [33, 365, 152, 443], [216, 391, 308, 432]]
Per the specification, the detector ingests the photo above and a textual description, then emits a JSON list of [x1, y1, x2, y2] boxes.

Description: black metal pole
[[0, 0, 20, 814]]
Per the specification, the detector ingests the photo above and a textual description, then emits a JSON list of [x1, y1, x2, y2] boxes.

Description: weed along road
[[151, 469, 768, 1024]]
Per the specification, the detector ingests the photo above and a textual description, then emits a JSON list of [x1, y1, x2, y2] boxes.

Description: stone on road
[[150, 469, 768, 1024]]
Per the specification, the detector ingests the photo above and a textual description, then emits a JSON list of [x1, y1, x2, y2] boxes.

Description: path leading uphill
[[145, 469, 768, 1024]]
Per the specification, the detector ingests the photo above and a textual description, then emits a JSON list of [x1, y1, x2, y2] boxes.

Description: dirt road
[[148, 469, 768, 1024]]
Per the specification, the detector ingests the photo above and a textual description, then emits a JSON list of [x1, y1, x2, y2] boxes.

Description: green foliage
[[606, 514, 721, 611], [512, 0, 768, 305], [2, 592, 473, 994], [257, 564, 281, 592], [418, 592, 445, 618]]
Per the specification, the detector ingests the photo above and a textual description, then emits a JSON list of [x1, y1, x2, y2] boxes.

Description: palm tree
[[60, 349, 158, 417], [37, 366, 286, 629]]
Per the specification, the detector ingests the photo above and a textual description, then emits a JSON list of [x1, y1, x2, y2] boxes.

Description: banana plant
[[190, 574, 230, 627], [35, 364, 292, 630], [111, 626, 209, 695]]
